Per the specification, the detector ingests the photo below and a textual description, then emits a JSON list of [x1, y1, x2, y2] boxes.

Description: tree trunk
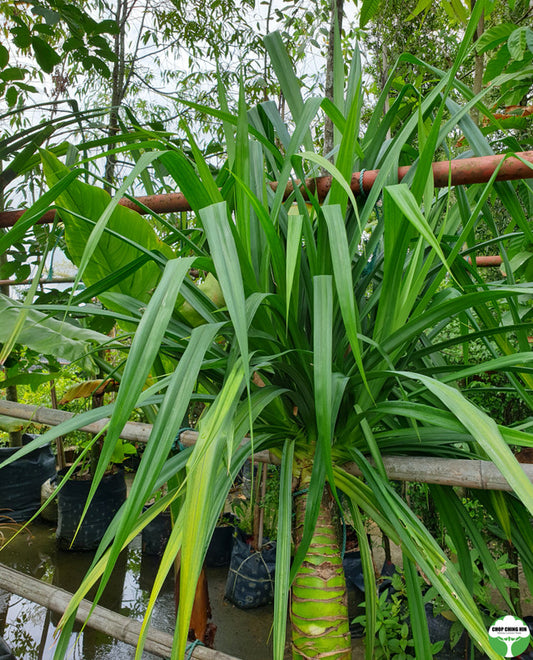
[[291, 465, 351, 659], [0, 179, 22, 448], [470, 0, 484, 125], [5, 384, 22, 447], [2, 340, 22, 448], [323, 0, 344, 162], [50, 380, 66, 469], [104, 0, 128, 190]]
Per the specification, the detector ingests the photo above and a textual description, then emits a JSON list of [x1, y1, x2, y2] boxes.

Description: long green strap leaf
[[264, 31, 313, 151], [351, 452, 499, 658], [273, 439, 294, 660], [85, 257, 194, 521], [270, 97, 323, 223], [95, 322, 221, 611], [431, 484, 513, 609], [176, 363, 245, 659], [329, 46, 363, 211], [199, 202, 250, 382], [0, 221, 55, 365], [350, 501, 376, 660], [0, 169, 78, 254], [404, 552, 433, 660], [384, 184, 452, 273], [299, 151, 359, 213], [285, 213, 303, 320], [322, 205, 367, 391], [314, 275, 334, 483], [397, 371, 533, 516]]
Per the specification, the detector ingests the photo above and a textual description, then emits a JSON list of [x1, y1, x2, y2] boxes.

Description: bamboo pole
[[49, 381, 65, 471], [0, 399, 153, 444], [0, 399, 273, 461], [1, 399, 532, 492], [0, 254, 503, 286], [0, 564, 240, 660], [0, 277, 76, 286], [342, 456, 533, 491], [0, 151, 532, 229]]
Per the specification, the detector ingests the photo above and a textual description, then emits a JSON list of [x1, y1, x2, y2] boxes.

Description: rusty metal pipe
[[272, 150, 533, 198], [0, 151, 532, 230], [357, 150, 533, 194], [465, 255, 503, 267]]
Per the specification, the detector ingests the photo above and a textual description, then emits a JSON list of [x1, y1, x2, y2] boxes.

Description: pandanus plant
[[3, 5, 533, 658]]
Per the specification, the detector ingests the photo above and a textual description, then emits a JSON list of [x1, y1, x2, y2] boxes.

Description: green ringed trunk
[[291, 469, 351, 659]]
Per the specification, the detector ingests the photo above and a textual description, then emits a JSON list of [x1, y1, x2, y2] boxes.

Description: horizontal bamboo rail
[[1, 399, 532, 492], [0, 564, 239, 660], [342, 457, 533, 491], [0, 277, 75, 286], [0, 398, 273, 461], [0, 399, 153, 444], [0, 151, 531, 229]]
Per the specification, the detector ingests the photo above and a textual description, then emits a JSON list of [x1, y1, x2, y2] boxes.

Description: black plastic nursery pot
[[56, 467, 126, 551], [0, 636, 16, 660], [142, 509, 237, 563], [224, 527, 276, 609], [0, 434, 56, 523], [205, 513, 236, 567], [141, 506, 172, 556], [343, 549, 364, 592]]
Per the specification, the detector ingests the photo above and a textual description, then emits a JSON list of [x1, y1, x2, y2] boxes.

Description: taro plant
[[2, 4, 533, 659]]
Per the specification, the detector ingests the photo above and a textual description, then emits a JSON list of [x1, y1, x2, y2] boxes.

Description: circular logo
[[488, 615, 531, 658]]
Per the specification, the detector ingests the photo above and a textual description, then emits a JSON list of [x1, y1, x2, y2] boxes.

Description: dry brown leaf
[[59, 379, 118, 404]]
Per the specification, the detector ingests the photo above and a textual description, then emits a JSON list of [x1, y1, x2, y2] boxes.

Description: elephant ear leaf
[[0, 293, 108, 368], [41, 151, 175, 315]]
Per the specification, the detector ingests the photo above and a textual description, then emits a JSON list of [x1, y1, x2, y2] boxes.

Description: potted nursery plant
[[54, 378, 134, 551], [0, 306, 111, 524], [205, 510, 236, 568], [225, 464, 277, 608], [4, 7, 533, 657], [0, 431, 56, 524], [141, 487, 172, 556]]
